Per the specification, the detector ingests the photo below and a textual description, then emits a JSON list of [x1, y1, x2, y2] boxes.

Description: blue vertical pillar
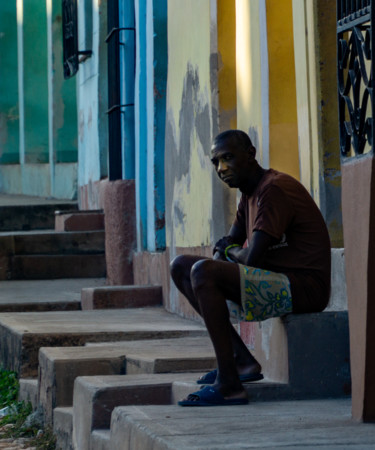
[[135, 0, 167, 251], [119, 0, 135, 179], [151, 0, 167, 250], [135, 0, 148, 250]]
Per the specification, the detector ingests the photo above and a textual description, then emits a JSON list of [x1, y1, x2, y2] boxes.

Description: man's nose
[[218, 160, 228, 173]]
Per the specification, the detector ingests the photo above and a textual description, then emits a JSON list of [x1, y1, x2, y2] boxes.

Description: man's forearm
[[226, 230, 277, 266]]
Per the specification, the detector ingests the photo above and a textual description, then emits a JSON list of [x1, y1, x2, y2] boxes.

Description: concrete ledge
[[0, 308, 207, 377], [252, 311, 351, 398], [0, 203, 77, 232], [9, 254, 106, 280], [72, 373, 204, 450], [0, 230, 105, 255], [18, 378, 38, 409], [39, 346, 126, 424], [91, 430, 110, 450], [55, 210, 104, 232], [284, 311, 351, 397], [53, 407, 73, 450], [107, 399, 374, 450], [81, 285, 163, 310], [39, 336, 214, 424]]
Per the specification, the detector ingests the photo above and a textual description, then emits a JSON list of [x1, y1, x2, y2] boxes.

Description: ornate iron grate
[[337, 0, 374, 157], [62, 0, 92, 79]]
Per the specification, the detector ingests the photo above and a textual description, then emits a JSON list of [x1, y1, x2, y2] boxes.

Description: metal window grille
[[62, 0, 92, 79], [337, 0, 374, 157], [62, 0, 79, 79], [106, 0, 135, 180]]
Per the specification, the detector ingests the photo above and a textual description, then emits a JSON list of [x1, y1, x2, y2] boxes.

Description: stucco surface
[[165, 1, 214, 250]]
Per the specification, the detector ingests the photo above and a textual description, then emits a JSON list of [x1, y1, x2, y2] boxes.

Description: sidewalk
[[110, 397, 375, 449]]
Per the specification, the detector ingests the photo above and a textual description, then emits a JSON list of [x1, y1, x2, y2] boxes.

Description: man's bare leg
[[170, 255, 261, 394]]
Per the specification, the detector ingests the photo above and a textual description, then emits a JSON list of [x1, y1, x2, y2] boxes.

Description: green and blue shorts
[[227, 265, 293, 322]]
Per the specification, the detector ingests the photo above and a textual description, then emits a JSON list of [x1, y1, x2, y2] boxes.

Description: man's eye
[[224, 154, 233, 161]]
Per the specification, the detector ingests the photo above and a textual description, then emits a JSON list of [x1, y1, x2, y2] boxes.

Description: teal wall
[[0, 3, 19, 164], [0, 1, 78, 198], [50, 0, 77, 163], [23, 0, 49, 163]]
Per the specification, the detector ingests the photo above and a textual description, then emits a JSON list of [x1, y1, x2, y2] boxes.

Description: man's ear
[[248, 146, 256, 160]]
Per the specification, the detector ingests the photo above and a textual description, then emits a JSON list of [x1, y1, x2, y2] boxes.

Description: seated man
[[170, 129, 331, 406]]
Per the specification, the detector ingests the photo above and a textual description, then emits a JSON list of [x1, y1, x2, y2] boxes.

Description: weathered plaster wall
[[77, 0, 108, 209], [164, 0, 222, 314], [165, 1, 215, 252]]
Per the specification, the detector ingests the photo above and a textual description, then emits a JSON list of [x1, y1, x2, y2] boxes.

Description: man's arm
[[223, 229, 277, 266], [212, 222, 247, 261]]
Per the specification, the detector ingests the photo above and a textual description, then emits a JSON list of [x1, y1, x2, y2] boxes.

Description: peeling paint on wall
[[165, 63, 214, 249]]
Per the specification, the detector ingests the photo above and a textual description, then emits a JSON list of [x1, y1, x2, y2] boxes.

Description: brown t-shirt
[[233, 169, 331, 313]]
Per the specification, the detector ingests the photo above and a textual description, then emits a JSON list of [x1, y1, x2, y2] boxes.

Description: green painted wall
[[23, 0, 49, 163], [50, 0, 77, 163], [0, 3, 19, 164]]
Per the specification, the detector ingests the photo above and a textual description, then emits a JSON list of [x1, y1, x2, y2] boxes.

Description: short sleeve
[[232, 194, 247, 243], [253, 184, 293, 240]]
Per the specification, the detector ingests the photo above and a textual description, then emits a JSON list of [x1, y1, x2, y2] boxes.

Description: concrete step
[[91, 430, 110, 450], [55, 210, 104, 232], [38, 336, 215, 423], [0, 202, 77, 232], [7, 253, 106, 280], [0, 307, 207, 377], [53, 407, 73, 450], [72, 373, 204, 450], [106, 398, 374, 450], [0, 230, 105, 255], [81, 285, 163, 310], [0, 278, 105, 312], [18, 378, 38, 409]]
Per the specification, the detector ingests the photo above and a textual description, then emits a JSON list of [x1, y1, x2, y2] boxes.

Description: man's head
[[211, 130, 261, 193]]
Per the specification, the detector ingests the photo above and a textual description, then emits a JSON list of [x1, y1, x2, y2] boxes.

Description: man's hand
[[213, 235, 236, 257]]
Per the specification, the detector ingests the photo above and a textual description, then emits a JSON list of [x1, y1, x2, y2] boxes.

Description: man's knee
[[170, 255, 194, 282], [190, 259, 217, 291]]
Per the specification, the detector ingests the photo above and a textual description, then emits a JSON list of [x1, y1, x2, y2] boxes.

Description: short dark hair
[[212, 130, 254, 152]]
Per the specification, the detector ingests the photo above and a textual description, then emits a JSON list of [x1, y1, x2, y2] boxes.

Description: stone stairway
[[0, 198, 105, 281], [0, 197, 354, 449]]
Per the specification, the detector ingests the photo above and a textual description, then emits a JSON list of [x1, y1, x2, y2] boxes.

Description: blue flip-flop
[[197, 369, 263, 385], [178, 386, 249, 407]]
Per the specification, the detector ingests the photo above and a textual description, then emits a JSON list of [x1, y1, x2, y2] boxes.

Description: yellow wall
[[165, 1, 214, 248], [236, 0, 264, 160], [218, 0, 237, 131], [235, 0, 299, 179], [266, 0, 299, 180]]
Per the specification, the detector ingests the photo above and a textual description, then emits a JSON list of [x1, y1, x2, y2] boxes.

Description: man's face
[[210, 145, 254, 188]]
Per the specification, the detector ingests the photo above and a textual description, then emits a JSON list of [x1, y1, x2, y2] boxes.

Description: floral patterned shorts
[[227, 265, 292, 322]]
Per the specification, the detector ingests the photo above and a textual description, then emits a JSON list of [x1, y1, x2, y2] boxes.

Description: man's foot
[[197, 368, 263, 385], [178, 386, 248, 407]]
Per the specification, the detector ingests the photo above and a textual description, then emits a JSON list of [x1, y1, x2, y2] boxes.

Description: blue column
[[135, 0, 167, 251], [135, 0, 148, 250], [119, 0, 135, 179], [151, 0, 167, 250]]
